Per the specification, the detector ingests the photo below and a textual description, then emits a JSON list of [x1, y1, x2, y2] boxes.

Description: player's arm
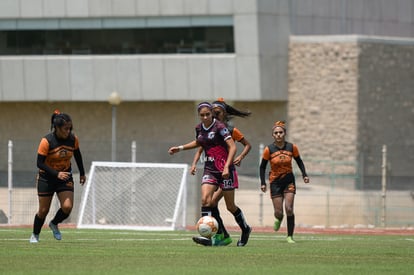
[[233, 137, 251, 166], [222, 137, 236, 179], [74, 149, 85, 176], [37, 154, 73, 181], [292, 144, 309, 183], [259, 158, 268, 192], [37, 154, 58, 178], [74, 149, 86, 185], [190, 147, 203, 175], [168, 140, 199, 155], [36, 138, 59, 178], [294, 156, 309, 183]]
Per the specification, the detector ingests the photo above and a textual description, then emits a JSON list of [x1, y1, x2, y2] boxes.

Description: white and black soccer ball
[[196, 216, 219, 238]]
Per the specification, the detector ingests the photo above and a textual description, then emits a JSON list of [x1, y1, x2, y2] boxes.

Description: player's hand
[[260, 184, 267, 193], [190, 165, 197, 175], [168, 147, 180, 155], [222, 167, 229, 179], [57, 171, 71, 181], [303, 176, 310, 184], [80, 175, 86, 186], [233, 156, 242, 166]]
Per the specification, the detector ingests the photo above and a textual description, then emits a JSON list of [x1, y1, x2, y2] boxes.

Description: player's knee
[[285, 206, 294, 216], [274, 210, 283, 219], [61, 204, 73, 215], [201, 198, 213, 207], [211, 198, 219, 207], [226, 204, 237, 213]]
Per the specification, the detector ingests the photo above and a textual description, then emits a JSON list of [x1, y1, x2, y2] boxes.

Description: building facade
[[0, 0, 414, 187], [289, 35, 414, 189]]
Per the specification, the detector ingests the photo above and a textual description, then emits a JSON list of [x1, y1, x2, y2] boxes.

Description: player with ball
[[190, 99, 252, 246], [169, 102, 250, 246]]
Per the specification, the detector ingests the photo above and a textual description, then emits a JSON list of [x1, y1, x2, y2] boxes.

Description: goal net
[[77, 161, 188, 231]]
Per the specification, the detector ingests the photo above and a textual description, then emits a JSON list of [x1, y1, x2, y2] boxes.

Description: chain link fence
[[1, 140, 413, 228]]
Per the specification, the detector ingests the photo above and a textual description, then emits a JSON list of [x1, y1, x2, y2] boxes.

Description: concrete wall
[[0, 101, 286, 186], [1, 0, 414, 188], [288, 36, 360, 166], [357, 38, 414, 181], [288, 35, 414, 189], [0, 55, 264, 101], [290, 0, 414, 37], [0, 0, 292, 102]]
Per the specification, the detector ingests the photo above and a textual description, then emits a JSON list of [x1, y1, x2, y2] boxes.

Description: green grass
[[0, 228, 413, 274]]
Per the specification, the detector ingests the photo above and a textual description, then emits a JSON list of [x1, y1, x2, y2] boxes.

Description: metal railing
[[1, 141, 413, 228]]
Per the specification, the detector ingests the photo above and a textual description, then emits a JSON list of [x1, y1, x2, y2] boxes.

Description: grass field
[[0, 228, 413, 274]]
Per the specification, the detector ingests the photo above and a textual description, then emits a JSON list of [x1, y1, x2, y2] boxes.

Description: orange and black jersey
[[37, 132, 85, 178], [259, 142, 307, 185], [227, 125, 244, 142]]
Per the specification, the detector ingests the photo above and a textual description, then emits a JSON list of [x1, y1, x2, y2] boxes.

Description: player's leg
[[30, 175, 53, 243], [49, 190, 74, 240], [211, 188, 224, 205], [193, 182, 217, 246], [200, 182, 218, 214], [271, 195, 284, 231], [222, 190, 243, 226], [30, 195, 53, 243], [207, 172, 230, 244], [211, 188, 232, 245], [284, 191, 296, 243], [53, 190, 74, 222], [222, 190, 251, 246]]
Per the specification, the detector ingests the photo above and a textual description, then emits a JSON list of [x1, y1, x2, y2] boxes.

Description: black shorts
[[270, 173, 296, 198], [36, 172, 74, 197]]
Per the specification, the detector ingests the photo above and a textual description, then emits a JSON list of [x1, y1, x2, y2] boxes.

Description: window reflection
[[0, 27, 234, 55]]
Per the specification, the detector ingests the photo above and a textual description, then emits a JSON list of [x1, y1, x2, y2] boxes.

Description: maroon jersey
[[195, 119, 233, 173]]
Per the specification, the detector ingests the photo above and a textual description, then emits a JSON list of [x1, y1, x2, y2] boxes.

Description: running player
[[259, 120, 309, 243], [190, 98, 252, 246], [168, 102, 237, 246]]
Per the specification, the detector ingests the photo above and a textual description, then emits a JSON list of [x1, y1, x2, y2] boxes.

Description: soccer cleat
[[273, 218, 282, 232], [29, 233, 39, 243], [286, 236, 296, 243], [192, 236, 212, 246], [237, 226, 252, 247], [212, 233, 232, 246], [49, 221, 62, 240]]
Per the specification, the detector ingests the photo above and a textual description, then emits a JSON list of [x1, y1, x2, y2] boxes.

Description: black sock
[[201, 206, 212, 217], [233, 207, 249, 232], [287, 215, 295, 237], [212, 207, 229, 237], [51, 208, 70, 225], [33, 214, 45, 235]]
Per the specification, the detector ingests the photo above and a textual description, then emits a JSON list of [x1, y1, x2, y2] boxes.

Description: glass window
[[0, 27, 234, 55]]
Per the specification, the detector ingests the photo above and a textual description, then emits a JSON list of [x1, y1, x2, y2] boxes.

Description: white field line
[[1, 229, 412, 242]]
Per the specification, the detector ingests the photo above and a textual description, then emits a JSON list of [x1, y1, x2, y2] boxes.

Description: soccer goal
[[77, 161, 188, 231]]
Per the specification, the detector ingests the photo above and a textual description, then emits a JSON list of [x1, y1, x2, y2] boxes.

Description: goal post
[[77, 161, 188, 231]]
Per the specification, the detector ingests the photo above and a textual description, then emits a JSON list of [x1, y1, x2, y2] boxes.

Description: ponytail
[[50, 109, 73, 132], [212, 98, 251, 122]]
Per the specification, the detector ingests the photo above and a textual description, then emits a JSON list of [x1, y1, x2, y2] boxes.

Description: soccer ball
[[196, 216, 218, 238]]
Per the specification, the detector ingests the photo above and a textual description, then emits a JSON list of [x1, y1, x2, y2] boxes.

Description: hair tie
[[212, 101, 226, 110], [272, 120, 286, 130]]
